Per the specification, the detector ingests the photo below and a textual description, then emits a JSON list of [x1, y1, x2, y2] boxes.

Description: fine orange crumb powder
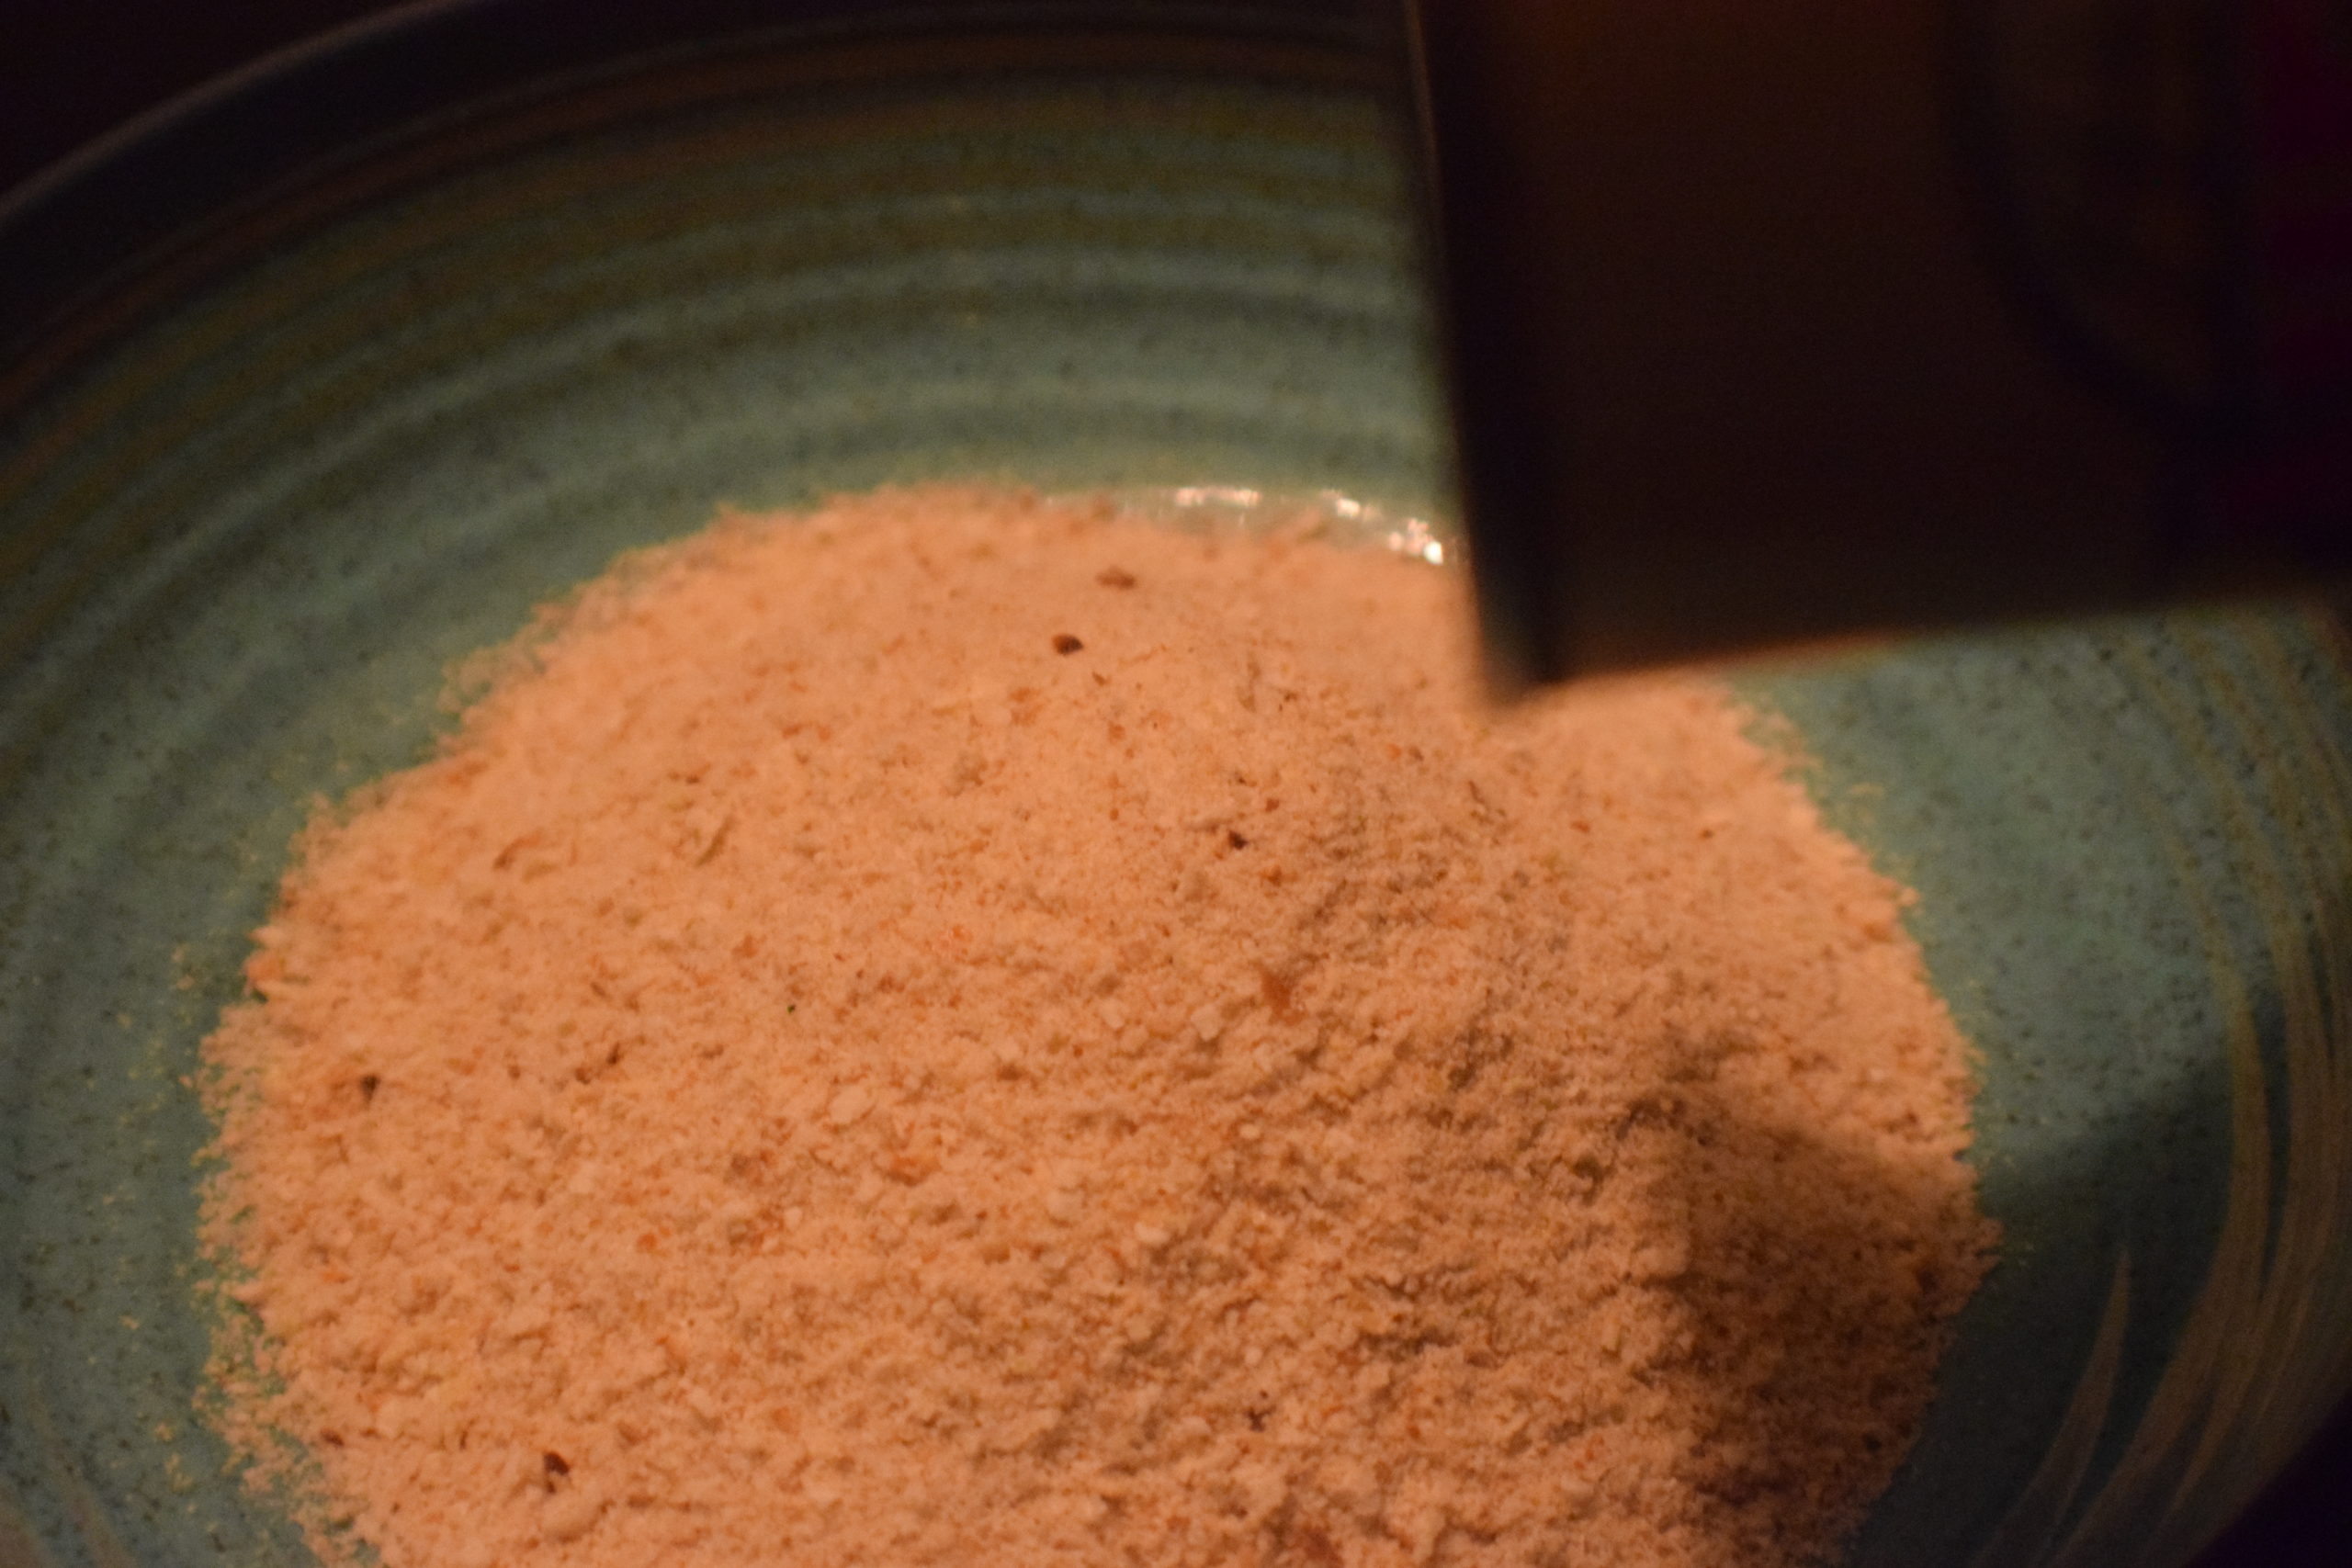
[[199, 487, 1995, 1568]]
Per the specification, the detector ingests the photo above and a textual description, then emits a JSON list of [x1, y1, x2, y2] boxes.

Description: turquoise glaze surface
[[2, 34, 2348, 1568]]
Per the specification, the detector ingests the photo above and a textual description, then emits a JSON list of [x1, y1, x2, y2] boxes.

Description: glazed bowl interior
[[2, 6, 2348, 1566]]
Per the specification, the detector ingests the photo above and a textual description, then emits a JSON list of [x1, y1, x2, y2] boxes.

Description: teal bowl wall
[[3, 21, 2348, 1568]]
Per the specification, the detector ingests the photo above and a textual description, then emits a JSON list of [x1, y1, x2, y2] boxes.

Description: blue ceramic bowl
[[2, 6, 2347, 1564]]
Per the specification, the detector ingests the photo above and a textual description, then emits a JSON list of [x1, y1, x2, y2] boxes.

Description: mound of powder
[[200, 487, 1995, 1568]]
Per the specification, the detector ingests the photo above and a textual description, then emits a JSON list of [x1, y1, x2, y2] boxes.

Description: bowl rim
[[0, 0, 1388, 414]]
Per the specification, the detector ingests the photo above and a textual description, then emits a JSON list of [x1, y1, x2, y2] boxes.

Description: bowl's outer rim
[[0, 0, 1399, 418]]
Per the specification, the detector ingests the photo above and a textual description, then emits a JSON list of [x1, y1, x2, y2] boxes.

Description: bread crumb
[[200, 486, 1995, 1568]]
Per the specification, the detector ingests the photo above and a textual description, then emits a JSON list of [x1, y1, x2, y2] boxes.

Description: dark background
[[1, 1, 2346, 1562], [0, 1, 393, 197]]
